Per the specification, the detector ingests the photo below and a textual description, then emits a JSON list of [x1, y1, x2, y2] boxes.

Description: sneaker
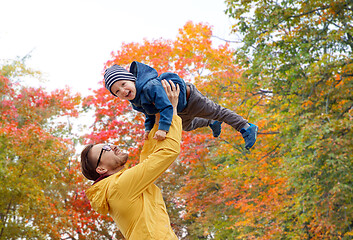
[[240, 123, 258, 150], [209, 121, 222, 137]]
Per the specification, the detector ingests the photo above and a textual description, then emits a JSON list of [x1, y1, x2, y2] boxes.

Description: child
[[104, 61, 258, 149]]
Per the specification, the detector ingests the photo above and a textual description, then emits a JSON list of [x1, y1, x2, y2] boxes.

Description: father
[[80, 80, 181, 240]]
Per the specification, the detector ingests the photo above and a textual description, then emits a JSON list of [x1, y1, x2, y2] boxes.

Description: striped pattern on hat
[[104, 65, 136, 96]]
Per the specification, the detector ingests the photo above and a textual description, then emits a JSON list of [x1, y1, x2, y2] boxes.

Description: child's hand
[[154, 130, 167, 141], [143, 131, 150, 140]]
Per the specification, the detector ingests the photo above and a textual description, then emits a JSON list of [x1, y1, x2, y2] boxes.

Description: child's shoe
[[209, 121, 222, 137], [240, 123, 258, 150]]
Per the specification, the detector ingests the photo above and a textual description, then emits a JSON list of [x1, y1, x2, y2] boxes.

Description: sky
[[0, 0, 236, 96]]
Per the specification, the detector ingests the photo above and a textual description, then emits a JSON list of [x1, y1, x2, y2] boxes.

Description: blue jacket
[[129, 61, 187, 132]]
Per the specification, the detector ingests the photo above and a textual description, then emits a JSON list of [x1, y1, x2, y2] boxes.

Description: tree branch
[[258, 131, 280, 135], [338, 103, 353, 119], [211, 35, 242, 43], [260, 143, 280, 161], [286, 6, 330, 20], [262, 6, 331, 35]]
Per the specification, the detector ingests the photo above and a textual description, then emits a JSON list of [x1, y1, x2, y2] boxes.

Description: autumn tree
[[226, 0, 353, 238], [0, 59, 85, 239]]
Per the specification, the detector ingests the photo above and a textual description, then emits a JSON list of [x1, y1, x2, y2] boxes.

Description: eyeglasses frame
[[96, 144, 112, 168]]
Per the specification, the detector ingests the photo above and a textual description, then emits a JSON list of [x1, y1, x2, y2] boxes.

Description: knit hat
[[104, 65, 136, 96]]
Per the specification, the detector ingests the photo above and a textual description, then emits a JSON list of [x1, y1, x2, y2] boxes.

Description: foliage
[[0, 60, 86, 239], [1, 2, 352, 238], [82, 3, 352, 237], [225, 0, 353, 238]]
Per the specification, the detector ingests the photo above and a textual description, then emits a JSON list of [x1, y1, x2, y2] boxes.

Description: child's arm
[[144, 114, 155, 133], [146, 84, 174, 132], [143, 131, 150, 140], [131, 105, 155, 140], [146, 114, 167, 141], [153, 112, 167, 140]]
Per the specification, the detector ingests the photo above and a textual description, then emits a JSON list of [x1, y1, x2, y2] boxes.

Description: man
[[80, 80, 181, 240]]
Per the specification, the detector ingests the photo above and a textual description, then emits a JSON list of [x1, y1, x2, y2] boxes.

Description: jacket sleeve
[[117, 115, 182, 199], [144, 114, 155, 132], [131, 103, 155, 131], [146, 83, 174, 132]]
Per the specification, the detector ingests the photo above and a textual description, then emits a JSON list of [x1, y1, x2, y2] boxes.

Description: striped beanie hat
[[104, 65, 136, 96]]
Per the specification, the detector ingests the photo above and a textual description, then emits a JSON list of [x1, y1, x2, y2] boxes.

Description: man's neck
[[108, 165, 125, 175], [94, 165, 126, 185]]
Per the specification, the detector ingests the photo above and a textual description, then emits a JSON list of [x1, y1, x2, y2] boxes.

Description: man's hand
[[161, 79, 180, 115], [153, 129, 167, 140]]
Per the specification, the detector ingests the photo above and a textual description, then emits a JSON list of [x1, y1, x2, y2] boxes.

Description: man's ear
[[96, 166, 108, 175]]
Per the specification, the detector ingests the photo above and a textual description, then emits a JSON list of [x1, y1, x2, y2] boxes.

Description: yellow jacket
[[86, 115, 181, 240]]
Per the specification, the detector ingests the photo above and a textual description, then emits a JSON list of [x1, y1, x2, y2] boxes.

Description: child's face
[[111, 80, 136, 100]]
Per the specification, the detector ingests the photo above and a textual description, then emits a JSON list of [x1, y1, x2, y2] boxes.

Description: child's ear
[[96, 166, 108, 175]]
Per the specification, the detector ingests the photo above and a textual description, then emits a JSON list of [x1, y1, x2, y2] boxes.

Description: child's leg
[[180, 83, 248, 132], [181, 116, 214, 131]]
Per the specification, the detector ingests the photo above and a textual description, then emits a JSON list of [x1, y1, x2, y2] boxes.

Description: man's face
[[90, 144, 128, 172], [111, 80, 136, 100]]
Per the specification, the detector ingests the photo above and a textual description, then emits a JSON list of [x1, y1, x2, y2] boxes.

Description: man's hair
[[80, 144, 100, 181]]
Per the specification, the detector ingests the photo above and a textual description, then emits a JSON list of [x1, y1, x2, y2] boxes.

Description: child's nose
[[118, 89, 125, 97]]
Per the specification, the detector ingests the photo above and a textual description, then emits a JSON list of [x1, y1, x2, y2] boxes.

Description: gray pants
[[179, 83, 248, 132]]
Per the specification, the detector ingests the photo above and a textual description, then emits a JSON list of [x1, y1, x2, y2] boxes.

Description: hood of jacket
[[85, 168, 127, 215], [129, 61, 159, 97], [85, 177, 111, 215]]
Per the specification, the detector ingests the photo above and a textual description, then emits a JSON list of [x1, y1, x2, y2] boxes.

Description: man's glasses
[[96, 144, 112, 168]]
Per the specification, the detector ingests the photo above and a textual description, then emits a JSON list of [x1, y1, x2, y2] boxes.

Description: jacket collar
[[92, 173, 111, 185], [92, 166, 128, 185]]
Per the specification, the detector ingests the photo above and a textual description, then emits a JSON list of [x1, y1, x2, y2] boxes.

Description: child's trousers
[[179, 83, 248, 132]]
